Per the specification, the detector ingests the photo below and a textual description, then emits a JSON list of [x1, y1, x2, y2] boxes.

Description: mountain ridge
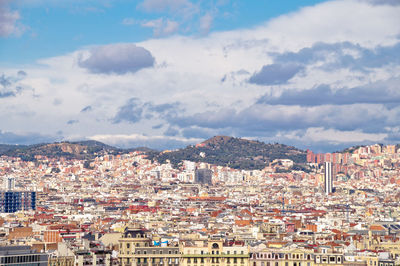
[[0, 136, 317, 170], [147, 135, 307, 170]]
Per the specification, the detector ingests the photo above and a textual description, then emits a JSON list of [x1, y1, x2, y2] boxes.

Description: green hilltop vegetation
[[0, 140, 124, 161], [0, 136, 307, 170], [147, 136, 307, 170]]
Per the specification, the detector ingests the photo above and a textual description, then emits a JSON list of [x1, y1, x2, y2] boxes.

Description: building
[[0, 191, 36, 213], [195, 169, 213, 185], [181, 239, 250, 266], [324, 162, 333, 195], [3, 176, 15, 191], [0, 245, 48, 266], [48, 256, 74, 266], [118, 227, 180, 266]]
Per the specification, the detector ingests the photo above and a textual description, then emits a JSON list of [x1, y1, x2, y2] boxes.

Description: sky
[[0, 0, 400, 152]]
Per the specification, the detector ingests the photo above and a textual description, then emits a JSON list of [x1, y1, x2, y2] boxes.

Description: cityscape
[[1, 0, 400, 266]]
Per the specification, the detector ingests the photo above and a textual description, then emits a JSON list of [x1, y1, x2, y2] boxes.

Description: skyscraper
[[324, 162, 333, 195]]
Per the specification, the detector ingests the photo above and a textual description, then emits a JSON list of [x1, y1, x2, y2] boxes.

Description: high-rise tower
[[324, 161, 333, 195]]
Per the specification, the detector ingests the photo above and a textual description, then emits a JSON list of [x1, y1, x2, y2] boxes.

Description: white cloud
[[0, 0, 24, 37], [137, 0, 197, 16], [287, 127, 387, 144], [142, 18, 180, 36], [199, 13, 213, 34], [89, 133, 201, 150], [122, 18, 135, 25]]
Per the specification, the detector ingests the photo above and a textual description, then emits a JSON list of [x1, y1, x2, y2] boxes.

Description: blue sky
[[1, 0, 326, 64], [0, 0, 400, 152]]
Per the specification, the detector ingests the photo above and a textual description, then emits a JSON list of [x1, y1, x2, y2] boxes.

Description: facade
[[118, 227, 250, 266], [0, 191, 36, 213], [251, 249, 349, 266], [118, 226, 181, 266], [48, 256, 74, 266], [181, 239, 250, 266], [195, 169, 213, 185], [0, 245, 48, 266], [324, 162, 333, 195]]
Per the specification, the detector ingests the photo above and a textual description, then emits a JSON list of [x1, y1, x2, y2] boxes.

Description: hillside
[[147, 136, 307, 170], [0, 140, 123, 161]]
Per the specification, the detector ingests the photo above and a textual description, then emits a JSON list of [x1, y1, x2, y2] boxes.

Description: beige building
[[180, 239, 250, 266]]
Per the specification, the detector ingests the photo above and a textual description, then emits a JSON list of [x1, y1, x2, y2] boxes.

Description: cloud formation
[[249, 63, 304, 85], [0, 129, 59, 145], [0, 71, 27, 98], [89, 133, 201, 150], [0, 1, 23, 37], [138, 0, 196, 14], [364, 0, 400, 6], [271, 41, 400, 72], [257, 78, 400, 106], [142, 18, 180, 36], [78, 44, 155, 75], [113, 98, 179, 124]]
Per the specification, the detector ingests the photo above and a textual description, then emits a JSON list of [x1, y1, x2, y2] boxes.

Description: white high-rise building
[[324, 162, 333, 195], [4, 177, 15, 191]]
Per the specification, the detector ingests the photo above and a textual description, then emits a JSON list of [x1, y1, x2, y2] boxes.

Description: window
[[127, 243, 130, 249], [144, 251, 147, 254], [169, 251, 172, 254], [137, 251, 141, 254], [241, 251, 244, 254], [188, 258, 191, 263], [194, 258, 198, 263], [137, 258, 141, 263], [201, 258, 204, 263], [234, 258, 237, 264], [329, 257, 336, 263], [212, 243, 219, 249], [285, 262, 288, 266], [201, 251, 204, 254]]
